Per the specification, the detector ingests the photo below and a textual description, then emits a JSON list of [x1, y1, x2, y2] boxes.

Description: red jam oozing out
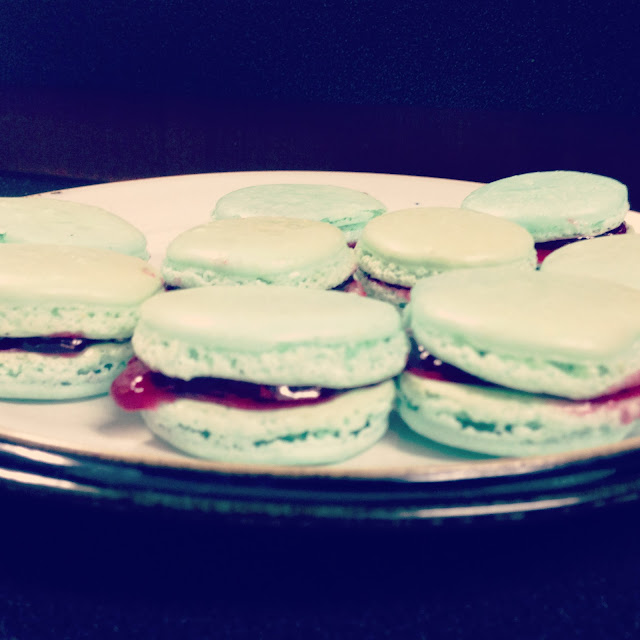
[[336, 276, 367, 296], [536, 222, 628, 264], [0, 335, 117, 357], [111, 357, 342, 412]]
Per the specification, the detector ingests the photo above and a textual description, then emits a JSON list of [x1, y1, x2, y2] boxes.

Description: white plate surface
[[1, 170, 639, 480]]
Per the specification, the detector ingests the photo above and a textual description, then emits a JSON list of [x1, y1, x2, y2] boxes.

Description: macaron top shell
[[407, 267, 640, 362], [137, 286, 403, 351], [162, 217, 355, 288], [355, 207, 536, 285], [461, 171, 629, 242], [211, 184, 386, 242], [132, 286, 409, 387], [541, 233, 640, 290], [0, 197, 149, 259], [0, 245, 162, 306]]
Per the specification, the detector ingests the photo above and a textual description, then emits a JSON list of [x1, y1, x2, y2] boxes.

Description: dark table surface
[[1, 172, 640, 639]]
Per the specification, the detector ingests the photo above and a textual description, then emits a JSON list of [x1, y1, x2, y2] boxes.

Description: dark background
[[1, 0, 639, 202], [2, 0, 639, 114]]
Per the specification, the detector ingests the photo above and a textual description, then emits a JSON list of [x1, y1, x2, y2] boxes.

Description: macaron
[[354, 207, 536, 308], [0, 245, 163, 400], [0, 197, 149, 259], [461, 171, 630, 261], [161, 217, 356, 290], [396, 267, 640, 456], [111, 286, 410, 465], [211, 184, 387, 245], [541, 233, 640, 291]]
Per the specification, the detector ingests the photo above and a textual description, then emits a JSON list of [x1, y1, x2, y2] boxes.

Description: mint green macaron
[[0, 197, 149, 259], [0, 244, 163, 400], [461, 171, 629, 242], [397, 368, 640, 457], [211, 184, 387, 244], [404, 267, 640, 400], [397, 266, 640, 456], [354, 206, 536, 308], [162, 217, 355, 289], [113, 286, 410, 465]]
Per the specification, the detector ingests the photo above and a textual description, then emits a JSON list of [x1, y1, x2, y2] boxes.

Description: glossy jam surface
[[0, 335, 116, 356], [536, 222, 627, 263], [111, 357, 341, 411], [406, 340, 492, 386]]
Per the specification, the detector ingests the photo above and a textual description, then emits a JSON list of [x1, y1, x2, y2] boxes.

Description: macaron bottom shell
[[0, 342, 134, 400], [397, 371, 640, 457], [140, 380, 395, 465]]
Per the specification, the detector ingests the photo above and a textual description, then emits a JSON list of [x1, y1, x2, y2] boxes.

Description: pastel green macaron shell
[[397, 371, 638, 457], [162, 217, 355, 289], [0, 197, 149, 259], [132, 286, 409, 387], [406, 268, 640, 400], [541, 234, 640, 290], [0, 342, 134, 400], [141, 380, 395, 465], [211, 184, 387, 243], [461, 171, 629, 242], [0, 245, 163, 339], [355, 207, 536, 286]]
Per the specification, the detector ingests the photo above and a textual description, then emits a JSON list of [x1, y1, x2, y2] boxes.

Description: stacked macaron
[[211, 183, 387, 245], [354, 207, 536, 308], [161, 216, 356, 290], [111, 286, 409, 464], [461, 170, 630, 262], [0, 245, 163, 400], [0, 197, 149, 259], [396, 267, 640, 456]]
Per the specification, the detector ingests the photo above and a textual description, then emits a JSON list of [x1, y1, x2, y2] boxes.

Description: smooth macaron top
[[0, 197, 149, 259], [211, 184, 387, 242], [137, 286, 403, 351], [407, 267, 640, 363], [0, 244, 162, 306], [355, 207, 536, 285], [132, 286, 409, 387], [461, 171, 629, 242], [162, 217, 355, 288], [541, 233, 640, 290]]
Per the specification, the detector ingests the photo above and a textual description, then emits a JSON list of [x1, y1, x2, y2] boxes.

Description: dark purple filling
[[0, 336, 122, 356], [406, 339, 493, 386], [536, 222, 628, 263]]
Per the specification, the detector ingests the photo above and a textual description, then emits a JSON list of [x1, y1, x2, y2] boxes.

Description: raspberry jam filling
[[536, 222, 628, 263], [111, 357, 341, 411], [406, 340, 493, 387], [359, 272, 411, 301], [0, 335, 122, 357], [335, 275, 367, 296]]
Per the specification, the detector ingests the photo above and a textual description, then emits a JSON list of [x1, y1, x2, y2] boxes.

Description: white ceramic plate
[[1, 170, 639, 523]]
